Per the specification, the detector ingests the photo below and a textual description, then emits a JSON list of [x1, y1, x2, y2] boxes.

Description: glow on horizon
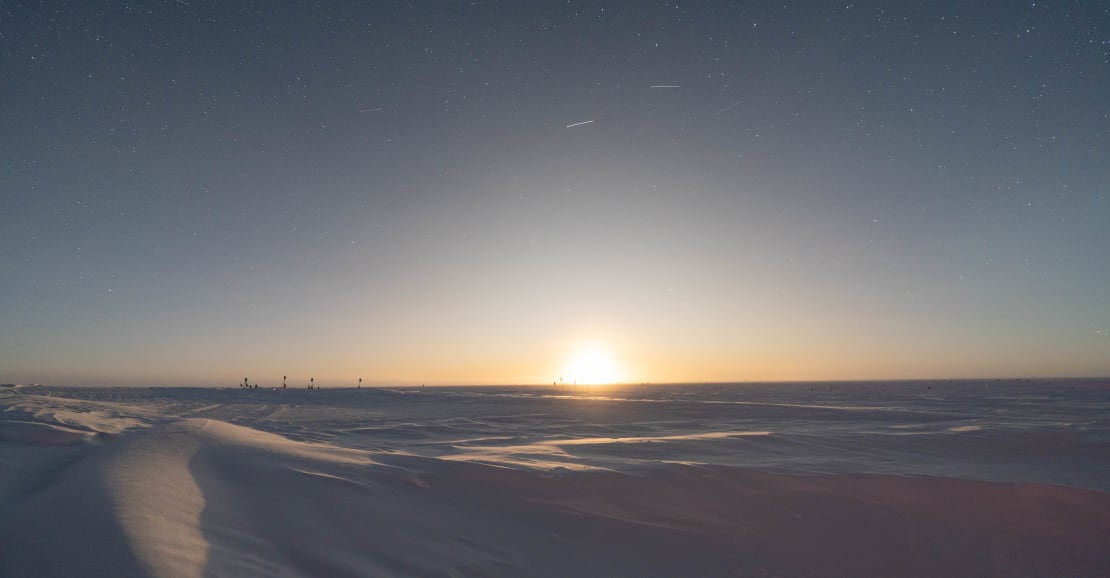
[[560, 346, 624, 386]]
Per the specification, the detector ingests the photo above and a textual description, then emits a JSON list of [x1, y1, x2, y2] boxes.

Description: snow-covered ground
[[2, 382, 1109, 577]]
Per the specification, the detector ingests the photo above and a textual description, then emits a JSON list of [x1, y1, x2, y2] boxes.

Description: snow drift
[[3, 414, 1109, 577]]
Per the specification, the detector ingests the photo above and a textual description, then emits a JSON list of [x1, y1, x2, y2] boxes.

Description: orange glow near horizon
[[561, 346, 624, 385]]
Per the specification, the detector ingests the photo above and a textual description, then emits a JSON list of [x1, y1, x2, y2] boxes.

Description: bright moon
[[562, 347, 623, 385]]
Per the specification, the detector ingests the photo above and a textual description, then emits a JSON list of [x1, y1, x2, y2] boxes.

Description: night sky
[[3, 1, 1108, 386]]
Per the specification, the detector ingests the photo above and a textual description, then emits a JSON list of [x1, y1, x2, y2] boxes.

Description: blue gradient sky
[[2, 1, 1108, 386]]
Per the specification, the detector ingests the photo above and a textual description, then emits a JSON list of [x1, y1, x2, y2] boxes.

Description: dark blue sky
[[2, 1, 1108, 386]]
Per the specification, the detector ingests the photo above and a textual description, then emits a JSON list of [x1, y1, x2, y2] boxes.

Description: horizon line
[[7, 376, 1108, 389]]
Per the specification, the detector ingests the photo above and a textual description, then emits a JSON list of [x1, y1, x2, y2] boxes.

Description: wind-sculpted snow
[[2, 381, 1109, 577]]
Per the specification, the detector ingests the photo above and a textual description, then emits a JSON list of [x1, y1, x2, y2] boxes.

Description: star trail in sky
[[2, 1, 1108, 386]]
